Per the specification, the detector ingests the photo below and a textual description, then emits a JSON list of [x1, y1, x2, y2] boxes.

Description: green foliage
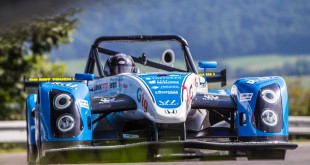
[[25, 55, 66, 77], [0, 9, 78, 120], [0, 143, 26, 153], [287, 79, 310, 116]]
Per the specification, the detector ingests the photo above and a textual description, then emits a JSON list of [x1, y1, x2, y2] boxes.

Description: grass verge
[[0, 143, 26, 154]]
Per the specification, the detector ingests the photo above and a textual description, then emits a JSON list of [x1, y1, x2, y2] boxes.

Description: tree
[[0, 9, 78, 120]]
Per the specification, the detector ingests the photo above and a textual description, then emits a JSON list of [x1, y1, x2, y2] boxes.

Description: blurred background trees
[[0, 9, 78, 120], [0, 0, 309, 119], [51, 0, 310, 61], [287, 79, 310, 116]]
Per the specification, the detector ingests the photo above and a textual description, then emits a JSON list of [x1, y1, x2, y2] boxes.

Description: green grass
[[0, 148, 26, 154], [0, 143, 26, 154]]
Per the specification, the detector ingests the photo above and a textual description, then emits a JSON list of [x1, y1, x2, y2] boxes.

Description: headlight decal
[[54, 93, 72, 110], [56, 114, 75, 132], [261, 109, 278, 127], [261, 89, 279, 104], [254, 83, 283, 133], [49, 90, 83, 138]]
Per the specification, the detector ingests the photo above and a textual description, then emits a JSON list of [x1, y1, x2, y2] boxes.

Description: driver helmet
[[104, 53, 137, 76]]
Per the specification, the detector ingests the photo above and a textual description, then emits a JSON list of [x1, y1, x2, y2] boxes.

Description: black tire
[[35, 108, 43, 164], [26, 106, 37, 164], [247, 149, 286, 160], [27, 144, 37, 164]]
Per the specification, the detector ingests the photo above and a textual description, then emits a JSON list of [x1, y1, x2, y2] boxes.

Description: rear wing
[[24, 74, 94, 91], [23, 77, 76, 89], [198, 69, 227, 87]]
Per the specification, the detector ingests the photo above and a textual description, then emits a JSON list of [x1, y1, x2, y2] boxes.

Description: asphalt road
[[0, 142, 309, 165]]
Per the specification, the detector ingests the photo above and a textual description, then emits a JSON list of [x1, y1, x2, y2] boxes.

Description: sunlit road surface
[[0, 142, 309, 165]]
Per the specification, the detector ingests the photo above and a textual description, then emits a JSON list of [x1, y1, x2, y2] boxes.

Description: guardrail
[[289, 116, 310, 135], [0, 116, 310, 143], [0, 120, 26, 143]]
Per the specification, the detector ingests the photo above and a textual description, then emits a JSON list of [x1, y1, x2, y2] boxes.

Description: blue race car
[[24, 35, 297, 163]]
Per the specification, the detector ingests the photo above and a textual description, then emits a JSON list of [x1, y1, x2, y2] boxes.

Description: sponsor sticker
[[246, 77, 278, 85], [93, 84, 101, 91], [98, 98, 113, 108], [161, 85, 179, 89], [78, 100, 89, 109], [102, 83, 109, 91], [157, 80, 179, 84], [49, 82, 78, 90], [159, 100, 178, 106], [165, 109, 177, 114], [151, 86, 159, 90], [110, 82, 117, 88], [149, 80, 156, 84], [239, 93, 253, 102], [203, 94, 219, 101], [99, 98, 114, 104], [155, 90, 178, 94], [137, 88, 148, 112], [28, 77, 74, 82]]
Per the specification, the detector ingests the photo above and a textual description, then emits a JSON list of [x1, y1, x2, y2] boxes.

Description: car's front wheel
[[27, 144, 37, 164], [26, 107, 37, 164]]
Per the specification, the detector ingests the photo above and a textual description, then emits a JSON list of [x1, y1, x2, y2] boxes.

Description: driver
[[103, 53, 138, 76]]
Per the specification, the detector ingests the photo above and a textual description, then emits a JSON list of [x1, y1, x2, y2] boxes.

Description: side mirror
[[75, 73, 95, 81]]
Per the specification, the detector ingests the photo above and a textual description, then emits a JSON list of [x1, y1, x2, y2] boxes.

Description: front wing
[[41, 140, 297, 163]]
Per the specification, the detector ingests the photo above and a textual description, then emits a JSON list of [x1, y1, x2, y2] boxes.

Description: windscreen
[[97, 40, 187, 73]]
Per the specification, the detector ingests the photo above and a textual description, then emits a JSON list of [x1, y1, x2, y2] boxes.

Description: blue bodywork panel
[[26, 94, 37, 145], [233, 76, 288, 138], [38, 82, 92, 142]]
